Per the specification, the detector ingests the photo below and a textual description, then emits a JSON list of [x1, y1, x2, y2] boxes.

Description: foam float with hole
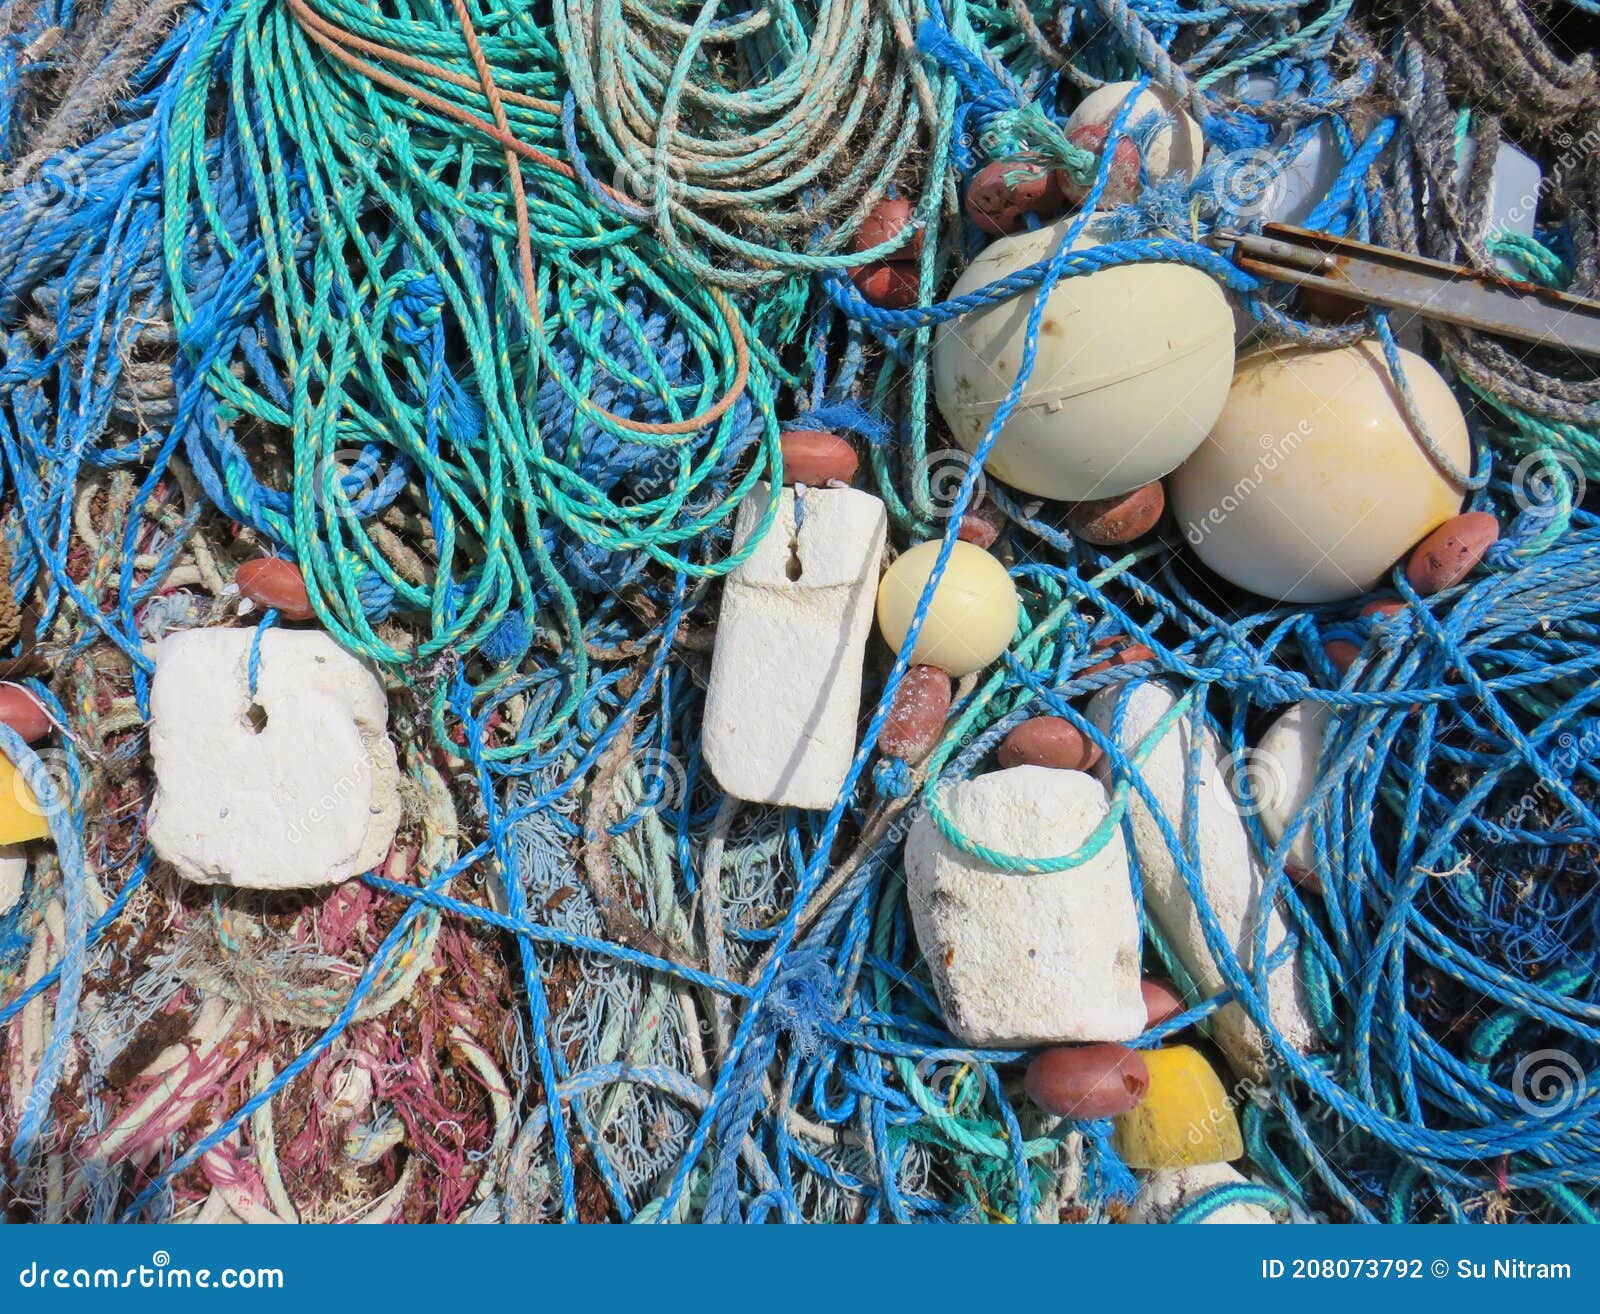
[[1089, 680, 1319, 1078], [702, 485, 887, 809], [905, 765, 1145, 1047], [147, 628, 401, 888]]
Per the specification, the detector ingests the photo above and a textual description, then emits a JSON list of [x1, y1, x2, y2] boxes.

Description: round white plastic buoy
[[932, 214, 1235, 502], [876, 540, 1018, 677], [1170, 340, 1470, 604], [1065, 82, 1205, 180]]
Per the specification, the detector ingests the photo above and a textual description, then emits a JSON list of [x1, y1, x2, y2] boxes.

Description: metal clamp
[[1214, 223, 1600, 359]]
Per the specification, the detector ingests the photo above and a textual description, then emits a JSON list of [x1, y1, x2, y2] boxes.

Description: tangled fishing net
[[0, 0, 1597, 1223]]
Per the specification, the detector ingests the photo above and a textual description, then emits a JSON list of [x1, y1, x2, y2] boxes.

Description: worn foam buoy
[[1060, 124, 1141, 208], [1113, 1044, 1242, 1169], [1089, 680, 1318, 1077], [957, 500, 1005, 550], [933, 214, 1234, 501], [0, 686, 51, 743], [877, 665, 952, 762], [1025, 1042, 1149, 1120], [1081, 641, 1154, 678], [0, 757, 50, 844], [779, 430, 859, 487], [850, 261, 918, 308], [703, 486, 886, 809], [851, 195, 922, 259], [905, 766, 1145, 1046], [1128, 1163, 1279, 1224], [1142, 978, 1185, 1029], [235, 557, 314, 621], [1171, 341, 1470, 603], [0, 845, 24, 915], [1066, 482, 1165, 546], [998, 716, 1102, 772], [963, 159, 1065, 235], [147, 628, 401, 888], [1405, 511, 1500, 595], [1255, 700, 1332, 871], [1065, 82, 1204, 180], [876, 540, 1018, 677]]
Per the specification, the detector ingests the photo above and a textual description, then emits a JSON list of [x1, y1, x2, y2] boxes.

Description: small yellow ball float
[[1113, 1044, 1243, 1169], [876, 540, 1019, 677]]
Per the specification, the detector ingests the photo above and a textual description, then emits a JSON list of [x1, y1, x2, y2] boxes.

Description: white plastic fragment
[[905, 765, 1145, 1047], [148, 628, 402, 889], [0, 844, 25, 915], [702, 485, 887, 809], [1456, 138, 1542, 277], [1128, 1162, 1280, 1224], [1255, 700, 1332, 871], [1088, 681, 1318, 1077]]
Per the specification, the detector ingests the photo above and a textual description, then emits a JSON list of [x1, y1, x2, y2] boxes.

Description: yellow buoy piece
[[1113, 1044, 1243, 1169]]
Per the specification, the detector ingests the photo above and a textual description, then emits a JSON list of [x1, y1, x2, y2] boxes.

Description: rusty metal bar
[[1216, 223, 1600, 359]]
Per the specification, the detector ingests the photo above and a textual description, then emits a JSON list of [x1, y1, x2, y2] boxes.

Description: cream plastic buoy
[[1065, 82, 1205, 180], [932, 214, 1235, 501], [877, 540, 1018, 676], [1170, 341, 1470, 604]]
